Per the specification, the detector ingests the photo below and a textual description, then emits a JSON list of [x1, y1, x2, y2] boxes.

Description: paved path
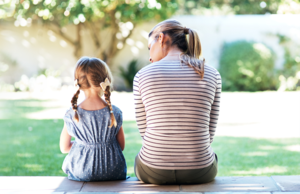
[[0, 176, 299, 193]]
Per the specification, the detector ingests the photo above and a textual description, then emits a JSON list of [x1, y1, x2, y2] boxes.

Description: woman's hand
[[60, 122, 73, 154], [116, 126, 125, 151]]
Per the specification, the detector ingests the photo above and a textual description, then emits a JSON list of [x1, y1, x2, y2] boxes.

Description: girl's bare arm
[[60, 122, 73, 153], [116, 126, 125, 151]]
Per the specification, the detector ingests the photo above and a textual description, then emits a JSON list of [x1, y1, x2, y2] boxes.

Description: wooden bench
[[0, 175, 299, 193]]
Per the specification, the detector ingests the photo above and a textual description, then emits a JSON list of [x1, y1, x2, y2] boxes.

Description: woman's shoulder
[[203, 64, 221, 87], [135, 61, 179, 78], [136, 61, 166, 74], [136, 63, 155, 75], [204, 64, 221, 77]]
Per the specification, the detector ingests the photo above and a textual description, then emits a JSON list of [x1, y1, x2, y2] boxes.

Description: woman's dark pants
[[134, 154, 218, 185]]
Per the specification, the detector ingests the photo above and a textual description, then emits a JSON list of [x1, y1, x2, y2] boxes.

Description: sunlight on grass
[[12, 101, 62, 108], [12, 140, 21, 145], [0, 99, 300, 177], [259, 145, 277, 150], [285, 145, 300, 152], [25, 109, 66, 119], [0, 167, 11, 173], [24, 164, 44, 172], [231, 166, 287, 175], [16, 153, 34, 158], [127, 166, 134, 176], [242, 152, 269, 156]]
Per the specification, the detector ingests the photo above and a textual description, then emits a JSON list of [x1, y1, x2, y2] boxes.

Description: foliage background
[[219, 41, 278, 91], [1, 0, 300, 91]]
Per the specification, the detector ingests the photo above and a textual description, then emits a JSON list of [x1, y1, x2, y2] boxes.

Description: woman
[[133, 19, 221, 184]]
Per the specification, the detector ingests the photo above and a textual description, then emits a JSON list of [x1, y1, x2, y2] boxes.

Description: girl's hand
[[60, 122, 73, 153]]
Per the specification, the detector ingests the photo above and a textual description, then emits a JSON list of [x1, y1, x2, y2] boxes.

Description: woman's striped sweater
[[133, 60, 222, 170]]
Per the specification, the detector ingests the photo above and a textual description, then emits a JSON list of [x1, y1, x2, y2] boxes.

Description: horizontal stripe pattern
[[133, 60, 222, 170]]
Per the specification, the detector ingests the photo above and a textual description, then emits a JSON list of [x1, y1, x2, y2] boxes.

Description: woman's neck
[[161, 47, 182, 61]]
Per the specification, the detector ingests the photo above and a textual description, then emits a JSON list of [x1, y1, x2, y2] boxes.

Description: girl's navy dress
[[62, 105, 127, 181]]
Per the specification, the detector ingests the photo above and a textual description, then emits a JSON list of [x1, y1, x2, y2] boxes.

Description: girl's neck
[[79, 89, 108, 111], [84, 88, 100, 99]]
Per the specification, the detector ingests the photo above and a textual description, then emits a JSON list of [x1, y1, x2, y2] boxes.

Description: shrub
[[277, 46, 300, 91], [219, 41, 278, 91], [119, 60, 140, 90]]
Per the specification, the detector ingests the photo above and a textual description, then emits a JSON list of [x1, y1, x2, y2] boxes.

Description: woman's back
[[134, 60, 221, 170], [62, 105, 126, 181]]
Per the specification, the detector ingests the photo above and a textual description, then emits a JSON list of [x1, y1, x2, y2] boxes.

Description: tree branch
[[85, 21, 106, 58], [107, 11, 118, 58], [74, 23, 82, 58], [49, 22, 76, 46], [111, 23, 135, 59], [86, 21, 101, 48]]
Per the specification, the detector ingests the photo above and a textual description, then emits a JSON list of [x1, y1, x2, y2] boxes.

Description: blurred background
[[0, 0, 299, 177]]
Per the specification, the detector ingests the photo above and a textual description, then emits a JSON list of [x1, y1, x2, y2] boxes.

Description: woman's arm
[[116, 126, 125, 151], [209, 73, 222, 144], [60, 122, 73, 153], [133, 73, 147, 139]]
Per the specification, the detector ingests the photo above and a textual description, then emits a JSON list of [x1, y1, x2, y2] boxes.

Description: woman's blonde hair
[[71, 57, 117, 128], [149, 19, 205, 79]]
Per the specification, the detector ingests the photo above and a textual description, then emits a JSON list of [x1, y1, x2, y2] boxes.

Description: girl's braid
[[104, 86, 117, 128], [71, 86, 80, 122]]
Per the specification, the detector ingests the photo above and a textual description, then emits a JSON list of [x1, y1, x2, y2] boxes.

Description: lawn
[[0, 99, 299, 177]]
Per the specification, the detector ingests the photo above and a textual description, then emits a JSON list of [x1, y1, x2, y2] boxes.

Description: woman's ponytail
[[186, 28, 201, 58], [180, 28, 205, 79]]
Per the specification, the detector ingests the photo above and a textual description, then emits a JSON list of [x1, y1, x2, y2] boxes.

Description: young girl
[[60, 57, 127, 181]]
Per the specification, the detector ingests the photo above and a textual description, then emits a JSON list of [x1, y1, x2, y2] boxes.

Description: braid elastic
[[104, 86, 117, 128], [71, 88, 80, 122]]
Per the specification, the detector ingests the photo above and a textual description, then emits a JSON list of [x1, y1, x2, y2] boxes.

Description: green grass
[[0, 99, 299, 177]]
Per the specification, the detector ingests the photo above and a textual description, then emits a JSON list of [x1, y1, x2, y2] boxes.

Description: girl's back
[[60, 57, 126, 182], [62, 105, 126, 181]]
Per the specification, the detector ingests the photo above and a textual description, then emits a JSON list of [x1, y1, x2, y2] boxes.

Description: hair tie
[[100, 78, 111, 91], [74, 79, 78, 86], [183, 27, 189, 34], [74, 79, 81, 88]]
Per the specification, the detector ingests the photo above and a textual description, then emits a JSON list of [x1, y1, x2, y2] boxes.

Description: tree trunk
[[104, 11, 118, 66], [74, 23, 82, 59]]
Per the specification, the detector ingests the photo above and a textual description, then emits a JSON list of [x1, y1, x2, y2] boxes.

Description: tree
[[1, 0, 178, 64], [177, 0, 300, 15]]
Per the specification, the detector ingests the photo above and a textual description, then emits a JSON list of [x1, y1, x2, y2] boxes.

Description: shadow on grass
[[0, 99, 299, 177], [0, 99, 62, 119], [0, 118, 66, 176], [212, 136, 300, 176], [122, 121, 300, 177], [0, 119, 299, 177]]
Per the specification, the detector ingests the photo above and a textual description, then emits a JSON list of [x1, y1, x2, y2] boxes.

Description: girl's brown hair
[[71, 57, 117, 128], [149, 19, 205, 79]]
